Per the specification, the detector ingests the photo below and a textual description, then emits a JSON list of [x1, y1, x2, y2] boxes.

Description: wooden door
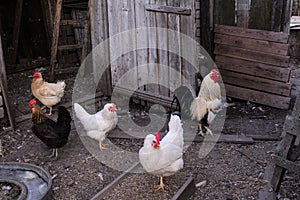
[[106, 0, 197, 103]]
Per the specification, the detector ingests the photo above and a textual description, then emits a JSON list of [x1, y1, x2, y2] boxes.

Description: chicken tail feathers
[[190, 97, 207, 121], [168, 114, 183, 134], [56, 81, 66, 98], [74, 103, 89, 121], [56, 106, 72, 138]]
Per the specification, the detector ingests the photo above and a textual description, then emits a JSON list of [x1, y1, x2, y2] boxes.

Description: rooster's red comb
[[33, 70, 40, 78], [155, 132, 161, 143], [29, 99, 36, 106], [210, 69, 219, 74]]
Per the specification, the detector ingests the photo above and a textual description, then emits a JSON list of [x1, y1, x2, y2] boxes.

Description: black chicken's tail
[[56, 106, 72, 137]]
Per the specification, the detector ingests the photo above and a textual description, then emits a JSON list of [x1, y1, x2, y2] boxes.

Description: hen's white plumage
[[139, 114, 184, 190], [74, 103, 118, 150]]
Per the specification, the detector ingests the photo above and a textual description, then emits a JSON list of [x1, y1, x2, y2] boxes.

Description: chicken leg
[[99, 140, 108, 150], [198, 124, 213, 136], [50, 148, 58, 160], [155, 176, 165, 191]]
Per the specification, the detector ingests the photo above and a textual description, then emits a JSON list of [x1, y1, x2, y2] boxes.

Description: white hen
[[74, 103, 118, 150], [139, 114, 184, 190]]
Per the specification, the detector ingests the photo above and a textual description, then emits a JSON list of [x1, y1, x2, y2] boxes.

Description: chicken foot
[[155, 176, 166, 191], [50, 148, 58, 160], [99, 140, 108, 150], [198, 124, 213, 136]]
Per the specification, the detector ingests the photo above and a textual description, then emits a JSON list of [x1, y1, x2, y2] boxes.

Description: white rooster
[[139, 114, 184, 190], [74, 103, 118, 150], [190, 69, 222, 135]]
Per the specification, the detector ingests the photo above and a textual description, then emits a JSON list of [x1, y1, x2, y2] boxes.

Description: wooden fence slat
[[214, 33, 289, 56], [236, 0, 249, 28], [248, 0, 272, 31], [214, 24, 289, 43], [215, 55, 291, 82], [214, 44, 290, 67], [145, 4, 191, 15], [220, 69, 291, 96], [224, 84, 290, 109]]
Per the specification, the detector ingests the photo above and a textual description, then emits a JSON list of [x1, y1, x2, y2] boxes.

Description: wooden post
[[237, 0, 250, 28], [248, 0, 272, 30], [50, 0, 63, 81], [10, 0, 23, 65], [0, 36, 16, 130], [81, 0, 90, 62]]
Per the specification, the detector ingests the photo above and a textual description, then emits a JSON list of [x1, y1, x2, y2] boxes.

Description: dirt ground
[[0, 69, 299, 200]]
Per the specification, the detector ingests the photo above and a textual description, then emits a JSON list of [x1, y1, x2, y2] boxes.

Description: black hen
[[29, 99, 71, 159]]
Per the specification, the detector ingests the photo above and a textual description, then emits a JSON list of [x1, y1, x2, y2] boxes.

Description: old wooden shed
[[0, 0, 298, 126]]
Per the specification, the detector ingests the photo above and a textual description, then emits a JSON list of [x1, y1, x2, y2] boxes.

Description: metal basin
[[0, 162, 52, 200]]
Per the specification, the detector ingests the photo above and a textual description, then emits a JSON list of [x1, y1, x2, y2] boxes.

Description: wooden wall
[[91, 0, 198, 101]]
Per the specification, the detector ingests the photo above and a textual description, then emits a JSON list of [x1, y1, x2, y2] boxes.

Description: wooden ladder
[[259, 94, 300, 199], [49, 0, 90, 81]]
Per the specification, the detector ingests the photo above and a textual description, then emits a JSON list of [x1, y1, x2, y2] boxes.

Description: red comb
[[29, 99, 36, 105], [211, 69, 219, 73], [33, 70, 40, 78], [29, 99, 36, 110], [155, 132, 161, 144]]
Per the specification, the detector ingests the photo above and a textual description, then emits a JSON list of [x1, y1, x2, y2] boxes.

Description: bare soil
[[0, 70, 299, 200]]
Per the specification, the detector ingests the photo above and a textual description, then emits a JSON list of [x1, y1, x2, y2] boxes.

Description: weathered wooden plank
[[214, 0, 235, 26], [145, 4, 191, 15], [271, 0, 284, 32], [180, 0, 196, 89], [0, 107, 4, 119], [91, 162, 140, 200], [224, 84, 290, 109], [60, 19, 88, 25], [0, 96, 2, 106], [167, 0, 181, 92], [248, 0, 272, 31], [282, 0, 293, 33], [135, 0, 148, 92], [171, 176, 196, 200], [156, 0, 169, 97], [50, 0, 63, 81], [214, 24, 289, 43], [214, 33, 289, 56], [271, 155, 300, 174], [108, 129, 254, 144], [0, 36, 16, 129], [81, 1, 90, 63], [146, 0, 159, 94], [199, 0, 213, 55], [220, 69, 291, 96], [57, 44, 83, 50], [10, 0, 23, 65], [214, 44, 290, 67], [90, 0, 112, 96], [236, 0, 250, 28], [215, 55, 291, 82]]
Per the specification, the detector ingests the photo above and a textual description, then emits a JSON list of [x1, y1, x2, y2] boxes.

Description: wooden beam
[[224, 84, 290, 109], [57, 44, 84, 51], [236, 0, 249, 28], [248, 0, 272, 31], [50, 0, 63, 81], [81, 0, 90, 62], [60, 19, 88, 25], [0, 36, 16, 129], [171, 176, 196, 200], [214, 24, 289, 43], [214, 44, 290, 67], [215, 55, 291, 82], [220, 69, 291, 96], [91, 162, 140, 200], [145, 4, 191, 15], [271, 155, 300, 174], [214, 33, 289, 56], [10, 0, 23, 65]]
